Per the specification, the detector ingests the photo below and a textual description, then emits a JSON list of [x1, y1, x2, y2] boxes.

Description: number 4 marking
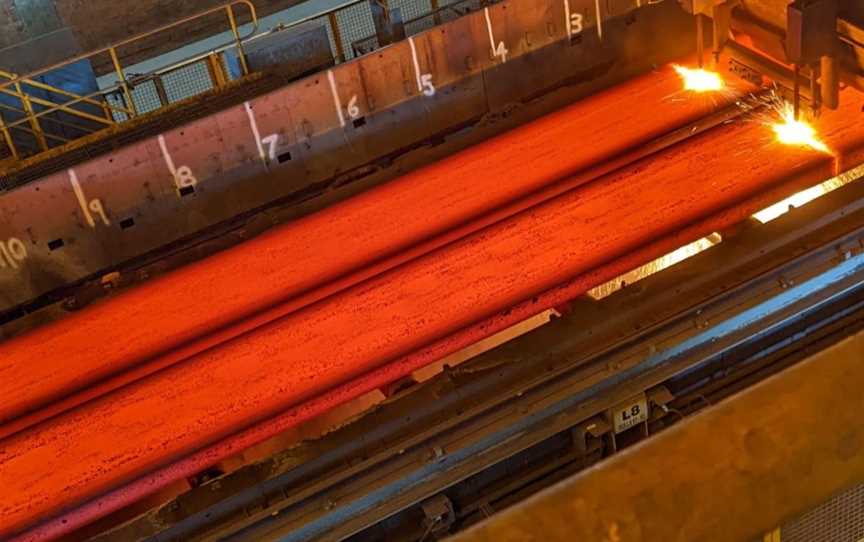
[[484, 7, 508, 63]]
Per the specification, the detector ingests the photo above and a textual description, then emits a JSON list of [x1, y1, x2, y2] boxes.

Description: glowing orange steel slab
[[4, 87, 864, 540], [0, 62, 746, 433]]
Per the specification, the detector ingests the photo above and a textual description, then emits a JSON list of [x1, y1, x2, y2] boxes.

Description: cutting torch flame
[[771, 102, 831, 154], [672, 64, 725, 92]]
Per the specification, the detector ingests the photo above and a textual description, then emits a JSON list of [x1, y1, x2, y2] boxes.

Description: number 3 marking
[[564, 0, 583, 36]]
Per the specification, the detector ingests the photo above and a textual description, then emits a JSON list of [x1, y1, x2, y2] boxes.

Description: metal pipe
[[821, 54, 839, 110], [793, 63, 801, 120], [206, 52, 229, 88], [696, 14, 704, 68], [109, 47, 138, 118], [0, 101, 104, 135], [810, 62, 820, 115], [328, 12, 346, 62], [0, 114, 19, 161], [227, 5, 250, 76], [0, 87, 120, 130], [0, 69, 116, 111], [14, 83, 47, 152]]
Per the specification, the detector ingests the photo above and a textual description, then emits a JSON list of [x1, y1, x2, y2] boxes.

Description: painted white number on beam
[[244, 101, 279, 166], [564, 0, 583, 36], [484, 7, 508, 63], [261, 134, 279, 161], [69, 169, 110, 228], [347, 95, 360, 119], [0, 237, 26, 270], [158, 135, 198, 192], [327, 70, 363, 124], [327, 70, 347, 127], [409, 37, 436, 97]]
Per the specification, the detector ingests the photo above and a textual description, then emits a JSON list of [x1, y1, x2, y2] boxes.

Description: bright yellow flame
[[771, 102, 830, 154], [673, 64, 725, 92]]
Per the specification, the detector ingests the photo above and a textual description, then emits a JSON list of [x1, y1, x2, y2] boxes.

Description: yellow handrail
[[0, 0, 258, 93], [0, 70, 122, 113], [0, 0, 258, 160]]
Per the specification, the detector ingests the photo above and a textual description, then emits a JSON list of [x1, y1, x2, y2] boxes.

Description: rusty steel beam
[[0, 62, 749, 437], [0, 0, 692, 316], [450, 328, 864, 542], [4, 87, 864, 541]]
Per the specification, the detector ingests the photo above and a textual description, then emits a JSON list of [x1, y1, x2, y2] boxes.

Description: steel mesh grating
[[336, 1, 377, 60], [781, 483, 864, 542], [161, 62, 215, 104], [130, 79, 163, 115]]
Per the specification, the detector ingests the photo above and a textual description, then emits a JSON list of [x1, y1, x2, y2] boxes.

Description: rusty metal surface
[[449, 326, 864, 542], [0, 0, 692, 319]]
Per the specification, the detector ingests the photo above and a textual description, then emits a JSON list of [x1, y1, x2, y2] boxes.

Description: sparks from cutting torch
[[672, 64, 725, 93], [666, 64, 736, 108], [739, 90, 832, 154]]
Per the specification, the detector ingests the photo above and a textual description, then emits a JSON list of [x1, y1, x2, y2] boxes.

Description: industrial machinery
[[2, 0, 864, 540]]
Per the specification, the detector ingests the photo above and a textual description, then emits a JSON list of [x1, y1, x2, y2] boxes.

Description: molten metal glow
[[588, 233, 723, 300], [771, 102, 830, 153], [673, 64, 724, 92]]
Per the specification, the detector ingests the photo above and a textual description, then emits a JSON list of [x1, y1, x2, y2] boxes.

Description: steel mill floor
[[5, 68, 864, 539]]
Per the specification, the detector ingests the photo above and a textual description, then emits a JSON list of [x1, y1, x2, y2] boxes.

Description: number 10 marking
[[0, 237, 26, 270]]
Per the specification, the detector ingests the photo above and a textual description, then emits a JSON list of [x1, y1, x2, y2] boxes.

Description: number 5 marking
[[409, 37, 436, 97], [484, 7, 508, 62]]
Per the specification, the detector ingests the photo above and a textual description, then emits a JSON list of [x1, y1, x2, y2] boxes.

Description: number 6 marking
[[409, 37, 436, 97], [347, 95, 360, 119]]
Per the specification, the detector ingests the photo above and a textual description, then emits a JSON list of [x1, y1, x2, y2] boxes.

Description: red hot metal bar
[[0, 61, 748, 436]]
